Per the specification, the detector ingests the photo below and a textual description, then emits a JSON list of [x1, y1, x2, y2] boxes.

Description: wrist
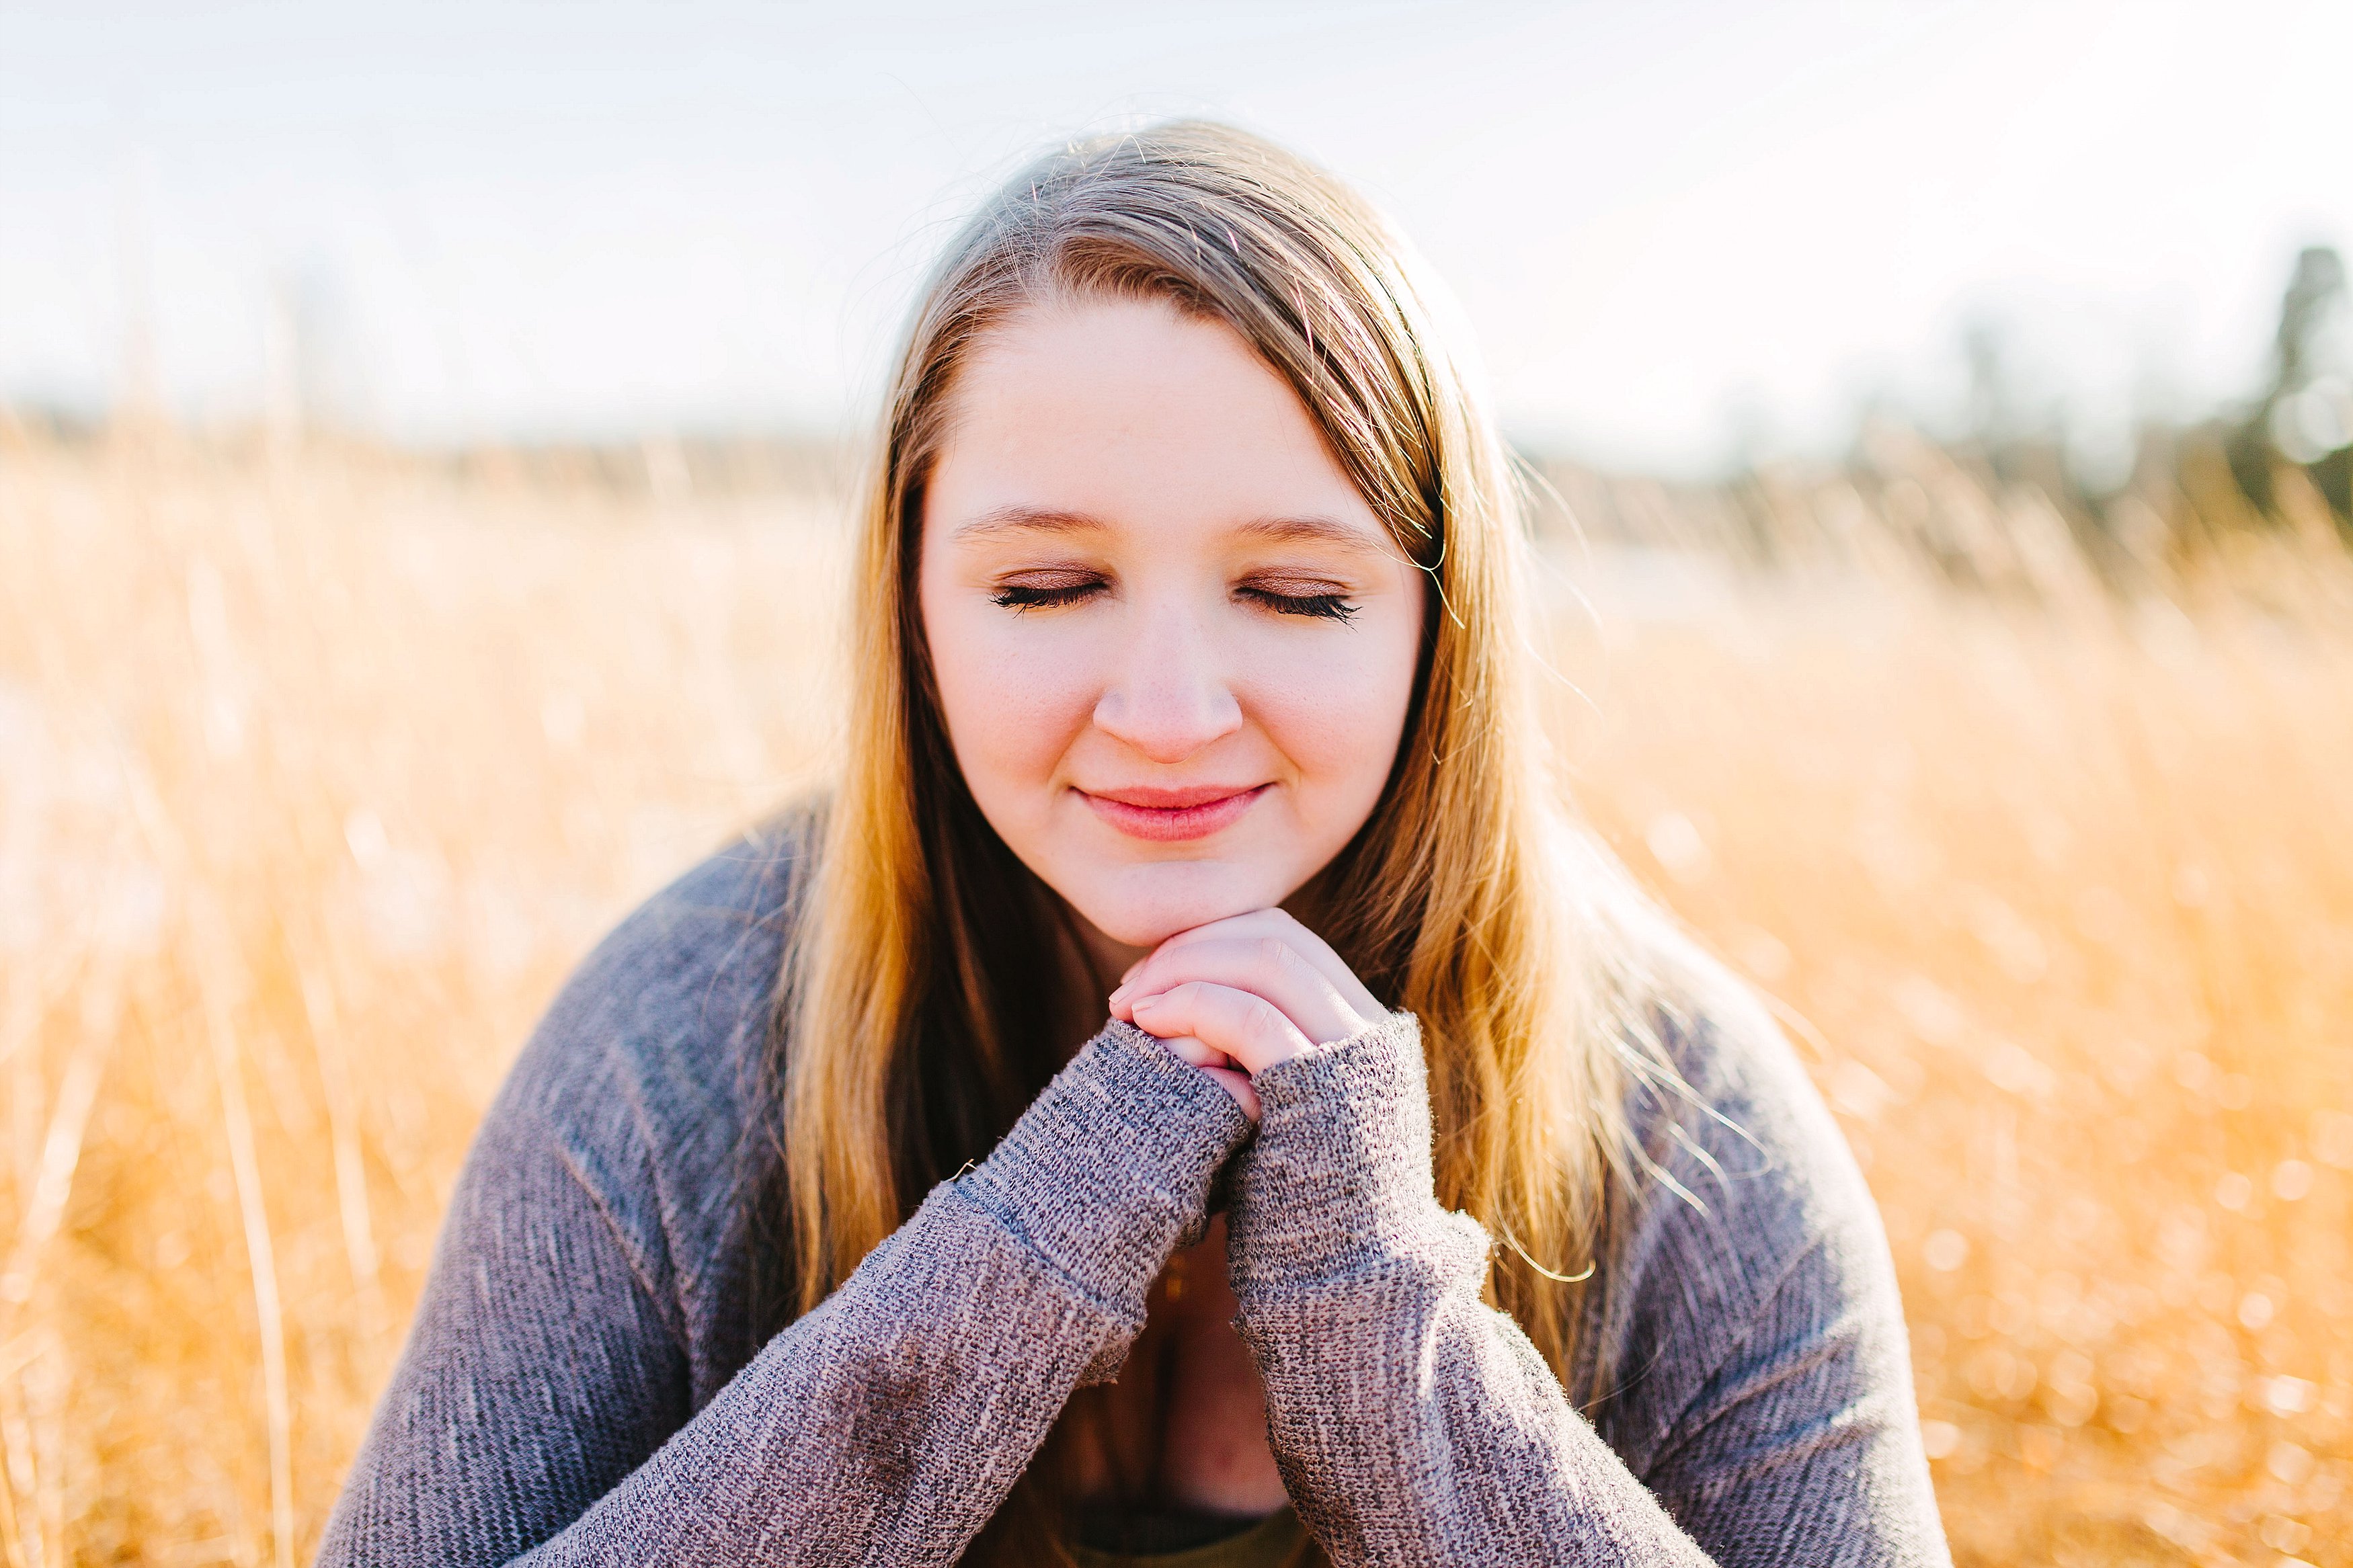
[[1226, 1010, 1490, 1294], [957, 1020, 1254, 1319]]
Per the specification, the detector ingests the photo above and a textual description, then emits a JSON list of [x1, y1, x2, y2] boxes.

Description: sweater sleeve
[[1222, 1010, 1951, 1568], [315, 1019, 1251, 1568]]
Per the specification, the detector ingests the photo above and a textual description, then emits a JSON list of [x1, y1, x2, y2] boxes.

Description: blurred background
[[3, 3, 2350, 1565]]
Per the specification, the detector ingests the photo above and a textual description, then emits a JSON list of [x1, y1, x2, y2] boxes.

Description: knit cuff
[[956, 1020, 1254, 1323], [1225, 1010, 1490, 1296]]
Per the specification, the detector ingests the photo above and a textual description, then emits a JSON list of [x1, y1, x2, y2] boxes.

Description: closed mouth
[[1075, 783, 1271, 842]]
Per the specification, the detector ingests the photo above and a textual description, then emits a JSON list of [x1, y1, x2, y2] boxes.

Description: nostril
[[1092, 684, 1244, 761]]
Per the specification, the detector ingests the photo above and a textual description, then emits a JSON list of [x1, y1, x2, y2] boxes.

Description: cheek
[[1245, 612, 1422, 804], [922, 593, 1100, 804]]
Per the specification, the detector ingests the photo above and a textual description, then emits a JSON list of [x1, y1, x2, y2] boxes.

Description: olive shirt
[[1068, 1505, 1305, 1567], [316, 829, 1952, 1566]]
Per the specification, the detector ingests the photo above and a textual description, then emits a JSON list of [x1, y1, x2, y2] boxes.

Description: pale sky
[[3, 0, 2347, 472]]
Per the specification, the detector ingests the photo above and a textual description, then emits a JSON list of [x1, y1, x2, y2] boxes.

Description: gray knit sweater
[[317, 830, 1950, 1566]]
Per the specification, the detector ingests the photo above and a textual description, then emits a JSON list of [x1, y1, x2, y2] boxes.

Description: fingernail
[[1109, 984, 1129, 1005]]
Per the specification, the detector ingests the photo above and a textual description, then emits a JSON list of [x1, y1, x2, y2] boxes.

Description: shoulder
[[529, 811, 809, 1081], [470, 808, 815, 1300], [500, 810, 811, 1132], [1637, 971, 1880, 1304], [1582, 948, 1905, 1464]]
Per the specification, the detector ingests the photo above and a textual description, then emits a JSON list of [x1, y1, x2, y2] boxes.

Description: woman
[[319, 122, 1950, 1567]]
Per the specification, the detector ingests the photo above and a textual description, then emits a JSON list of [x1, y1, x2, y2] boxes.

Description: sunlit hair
[[760, 120, 1737, 1557]]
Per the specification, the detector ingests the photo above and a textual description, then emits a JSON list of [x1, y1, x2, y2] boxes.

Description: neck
[[1054, 906, 1150, 1061], [1078, 921, 1150, 992]]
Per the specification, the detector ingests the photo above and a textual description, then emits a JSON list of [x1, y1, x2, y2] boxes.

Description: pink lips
[[1078, 783, 1272, 842]]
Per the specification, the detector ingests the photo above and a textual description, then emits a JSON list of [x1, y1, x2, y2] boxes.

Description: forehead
[[924, 296, 1389, 550]]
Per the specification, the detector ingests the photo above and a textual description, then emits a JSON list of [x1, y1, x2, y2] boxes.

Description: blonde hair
[[759, 120, 1727, 1554]]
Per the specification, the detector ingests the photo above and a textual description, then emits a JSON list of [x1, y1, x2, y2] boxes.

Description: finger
[[1129, 911, 1382, 1034], [1149, 1031, 1240, 1073], [1199, 1063, 1261, 1122], [1112, 935, 1368, 1046], [1129, 1029, 1255, 1118], [1128, 981, 1317, 1077], [1145, 908, 1384, 1022]]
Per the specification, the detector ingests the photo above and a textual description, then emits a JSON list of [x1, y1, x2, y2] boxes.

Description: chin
[[1070, 864, 1287, 949]]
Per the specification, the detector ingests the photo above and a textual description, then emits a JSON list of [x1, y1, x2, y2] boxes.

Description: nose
[[1090, 598, 1244, 764]]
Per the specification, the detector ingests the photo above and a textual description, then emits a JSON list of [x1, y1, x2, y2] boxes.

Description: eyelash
[[990, 581, 1359, 623], [1244, 587, 1359, 622], [988, 583, 1095, 612]]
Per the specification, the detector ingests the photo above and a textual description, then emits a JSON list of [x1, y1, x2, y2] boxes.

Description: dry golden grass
[[1, 423, 2348, 1567]]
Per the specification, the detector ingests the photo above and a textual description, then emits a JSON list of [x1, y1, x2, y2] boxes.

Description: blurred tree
[[2273, 247, 2348, 397], [1962, 317, 2016, 452], [2229, 245, 2351, 523]]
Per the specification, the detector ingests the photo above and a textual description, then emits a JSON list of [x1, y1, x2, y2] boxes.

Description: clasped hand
[[1107, 908, 1385, 1123]]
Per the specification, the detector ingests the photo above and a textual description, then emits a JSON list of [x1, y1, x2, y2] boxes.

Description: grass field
[[2, 423, 2349, 1566]]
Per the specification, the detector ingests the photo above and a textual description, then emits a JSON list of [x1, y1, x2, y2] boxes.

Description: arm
[[1224, 1012, 1950, 1568], [317, 1020, 1250, 1568]]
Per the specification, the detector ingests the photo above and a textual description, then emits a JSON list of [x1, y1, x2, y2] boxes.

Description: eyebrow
[[951, 505, 1390, 554], [949, 505, 1107, 540]]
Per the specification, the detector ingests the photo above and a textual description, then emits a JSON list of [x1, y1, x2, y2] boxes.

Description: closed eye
[[988, 576, 1358, 621], [991, 579, 1105, 612], [1238, 585, 1359, 622]]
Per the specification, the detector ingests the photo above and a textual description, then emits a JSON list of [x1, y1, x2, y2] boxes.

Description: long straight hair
[[758, 120, 1726, 1552]]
